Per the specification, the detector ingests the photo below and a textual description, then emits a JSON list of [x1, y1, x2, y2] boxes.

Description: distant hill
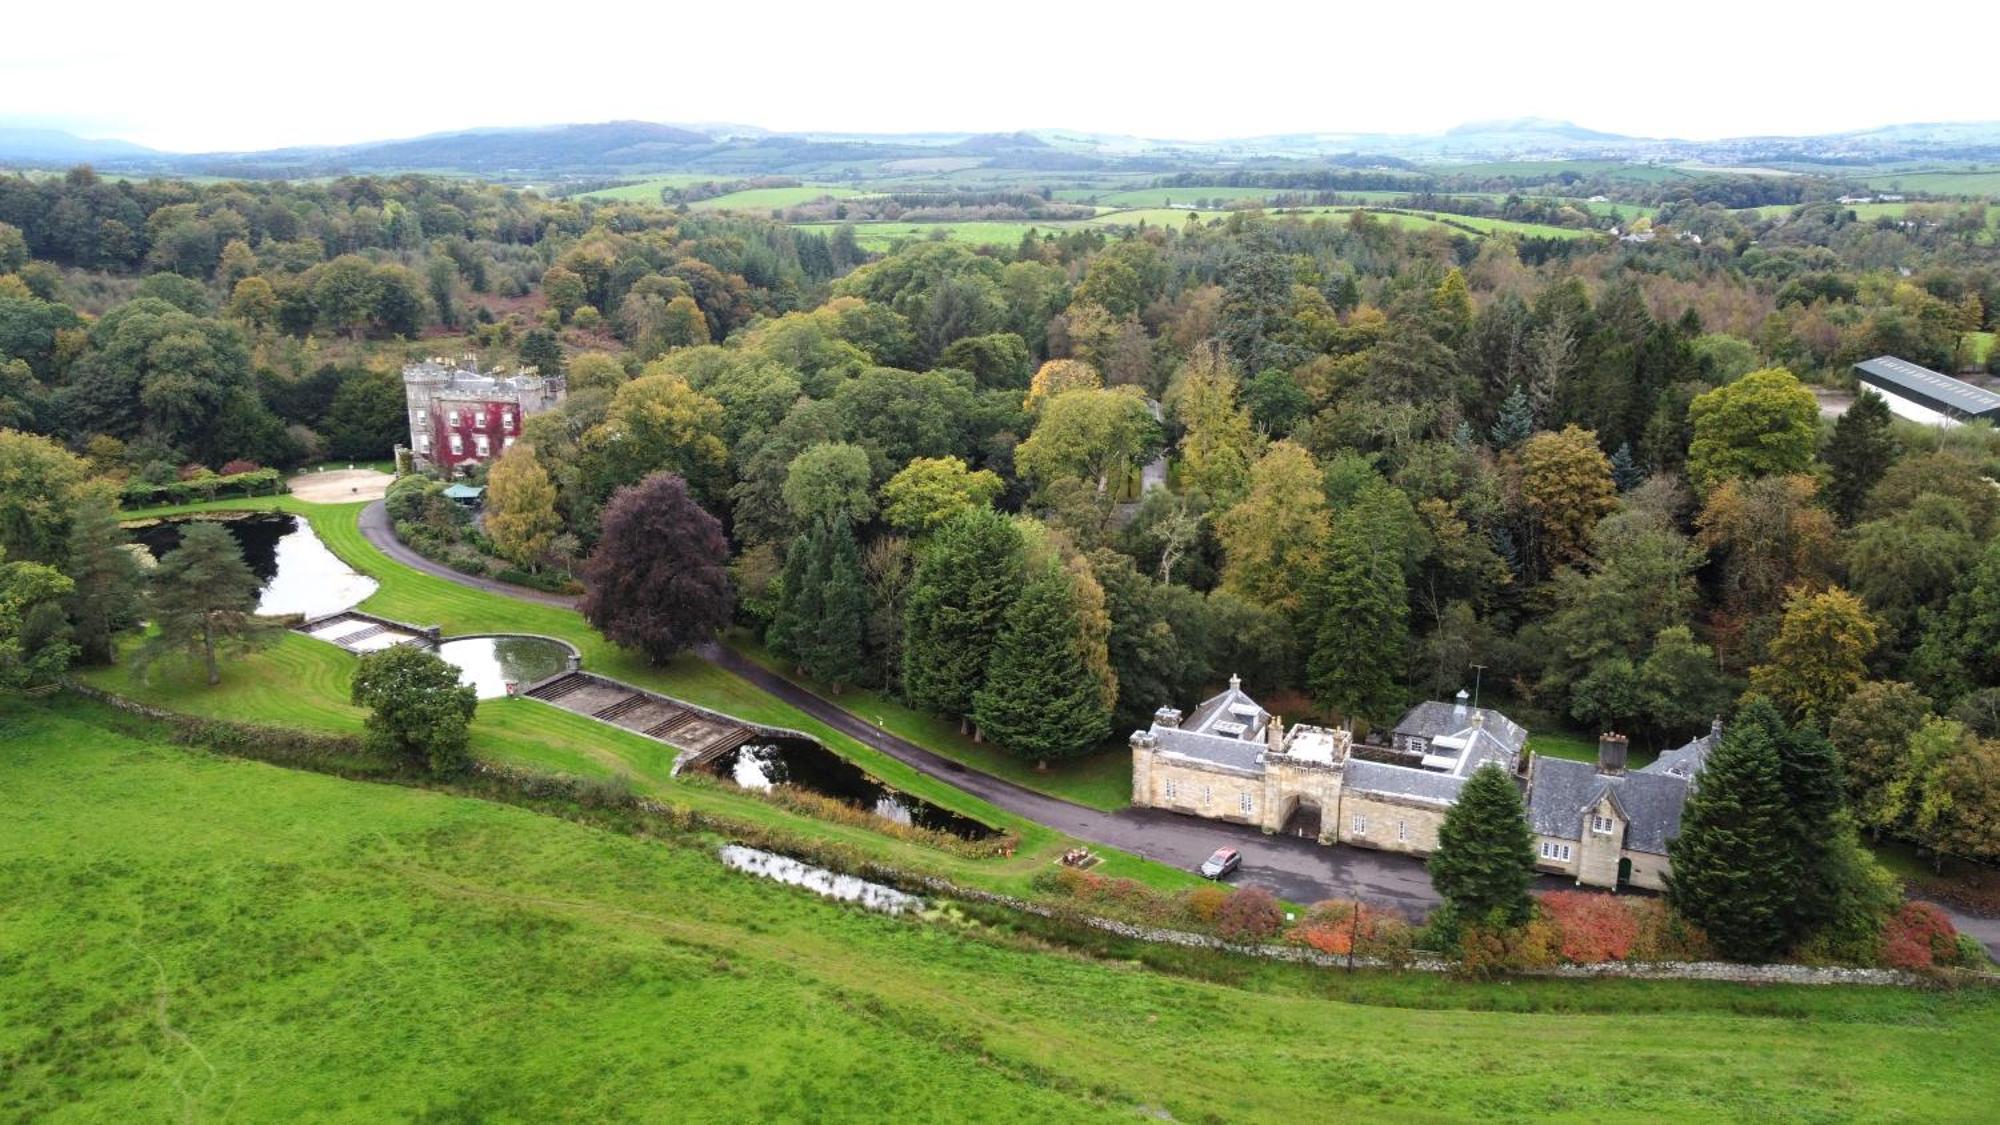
[[6, 117, 2000, 179], [0, 127, 160, 164]]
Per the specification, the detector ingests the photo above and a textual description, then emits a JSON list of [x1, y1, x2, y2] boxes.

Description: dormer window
[[1590, 814, 1614, 834]]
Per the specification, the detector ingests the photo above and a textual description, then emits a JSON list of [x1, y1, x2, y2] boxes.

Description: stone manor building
[[1130, 679, 1716, 891], [402, 356, 567, 475]]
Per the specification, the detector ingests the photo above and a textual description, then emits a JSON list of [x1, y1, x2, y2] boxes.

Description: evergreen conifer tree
[[1489, 385, 1534, 448], [902, 507, 1026, 726], [971, 566, 1112, 766], [134, 522, 279, 686], [1823, 389, 1897, 523], [62, 495, 141, 665], [770, 516, 868, 691], [1609, 441, 1644, 492], [1427, 764, 1537, 931], [1666, 705, 1802, 961], [1306, 495, 1410, 725]]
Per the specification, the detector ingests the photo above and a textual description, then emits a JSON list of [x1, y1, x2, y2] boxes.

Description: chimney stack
[[1453, 688, 1469, 719], [1153, 706, 1183, 729], [1597, 732, 1629, 775]]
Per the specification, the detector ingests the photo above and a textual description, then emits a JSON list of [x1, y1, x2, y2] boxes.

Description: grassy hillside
[[6, 698, 1998, 1121]]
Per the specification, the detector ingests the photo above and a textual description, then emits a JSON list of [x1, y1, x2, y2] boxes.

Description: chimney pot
[[1597, 732, 1629, 775]]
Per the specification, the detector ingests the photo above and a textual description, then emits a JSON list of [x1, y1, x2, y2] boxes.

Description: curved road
[[359, 502, 2000, 948]]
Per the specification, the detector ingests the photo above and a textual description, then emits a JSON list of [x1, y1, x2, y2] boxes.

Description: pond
[[131, 513, 378, 618], [703, 737, 998, 841], [717, 845, 925, 915], [434, 635, 575, 699]]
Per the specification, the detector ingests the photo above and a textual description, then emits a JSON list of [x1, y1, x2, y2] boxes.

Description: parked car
[[1199, 847, 1241, 880]]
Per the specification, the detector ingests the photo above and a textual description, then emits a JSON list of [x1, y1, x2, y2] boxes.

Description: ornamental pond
[[131, 513, 377, 619], [703, 738, 997, 841]]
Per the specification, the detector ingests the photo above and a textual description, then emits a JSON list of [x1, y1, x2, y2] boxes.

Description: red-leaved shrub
[[1881, 901, 1960, 971], [1540, 891, 1641, 963], [220, 459, 263, 476], [1215, 886, 1284, 942], [1286, 899, 1413, 959]]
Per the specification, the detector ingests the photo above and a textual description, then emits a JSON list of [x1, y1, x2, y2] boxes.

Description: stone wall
[[1334, 793, 1449, 857], [1134, 752, 1267, 827]]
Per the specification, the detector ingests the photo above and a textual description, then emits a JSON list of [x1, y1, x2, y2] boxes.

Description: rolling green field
[[1862, 169, 2000, 198], [7, 698, 1998, 1121], [574, 174, 714, 202], [797, 205, 1597, 249], [791, 220, 1047, 250], [690, 184, 866, 211]]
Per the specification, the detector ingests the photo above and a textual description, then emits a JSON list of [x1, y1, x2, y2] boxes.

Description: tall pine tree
[[770, 516, 868, 691], [1823, 389, 1898, 524], [1307, 485, 1411, 726], [971, 564, 1113, 766], [1489, 385, 1534, 448], [902, 507, 1025, 727], [62, 494, 141, 665], [1427, 764, 1537, 932], [1666, 705, 1802, 961], [134, 522, 279, 686]]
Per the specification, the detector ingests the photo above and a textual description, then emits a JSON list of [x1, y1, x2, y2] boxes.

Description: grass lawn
[[106, 496, 1192, 896], [1529, 729, 1660, 771], [1966, 331, 1995, 368], [1862, 168, 2000, 198], [791, 220, 1048, 250], [731, 634, 1133, 811], [7, 698, 1998, 1121]]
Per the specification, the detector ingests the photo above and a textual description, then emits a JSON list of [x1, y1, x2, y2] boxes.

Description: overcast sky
[[6, 1, 1997, 152]]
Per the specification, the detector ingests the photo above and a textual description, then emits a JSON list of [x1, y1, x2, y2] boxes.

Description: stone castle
[[1130, 678, 1717, 891], [402, 356, 567, 475]]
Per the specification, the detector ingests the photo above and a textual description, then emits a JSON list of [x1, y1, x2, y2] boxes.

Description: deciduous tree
[[1685, 367, 1818, 494], [1216, 441, 1329, 618], [484, 443, 563, 569], [879, 456, 1002, 535], [578, 473, 733, 663], [351, 645, 479, 774], [1749, 586, 1879, 727]]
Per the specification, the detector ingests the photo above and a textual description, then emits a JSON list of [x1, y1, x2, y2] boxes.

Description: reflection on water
[[706, 738, 997, 840], [131, 514, 377, 618], [435, 635, 573, 698], [718, 845, 924, 914]]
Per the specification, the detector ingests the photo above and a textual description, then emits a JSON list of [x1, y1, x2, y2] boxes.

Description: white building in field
[[1853, 355, 2000, 428]]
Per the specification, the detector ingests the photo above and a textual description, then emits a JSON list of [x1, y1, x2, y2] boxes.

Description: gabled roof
[[1526, 756, 1693, 855], [1639, 730, 1717, 782], [1854, 356, 2000, 419], [1144, 677, 1272, 774], [1393, 700, 1528, 758]]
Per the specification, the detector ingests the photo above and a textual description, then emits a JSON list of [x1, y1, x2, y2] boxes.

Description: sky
[[6, 0, 1998, 152]]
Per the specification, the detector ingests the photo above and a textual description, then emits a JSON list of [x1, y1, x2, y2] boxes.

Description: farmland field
[[690, 184, 866, 211], [6, 697, 1998, 1121], [1862, 169, 2000, 198], [574, 174, 714, 202]]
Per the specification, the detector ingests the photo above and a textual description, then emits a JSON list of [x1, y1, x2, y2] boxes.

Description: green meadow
[[6, 698, 1998, 1121], [1862, 168, 2000, 198], [689, 184, 866, 211]]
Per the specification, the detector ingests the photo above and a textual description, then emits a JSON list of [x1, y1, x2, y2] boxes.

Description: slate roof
[[1640, 729, 1718, 782], [1344, 758, 1472, 806], [1143, 679, 1271, 774], [1854, 356, 2000, 420], [1528, 756, 1695, 855], [1393, 700, 1528, 758]]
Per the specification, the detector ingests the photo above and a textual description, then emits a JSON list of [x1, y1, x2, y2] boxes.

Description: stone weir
[[295, 610, 439, 653], [520, 669, 809, 772]]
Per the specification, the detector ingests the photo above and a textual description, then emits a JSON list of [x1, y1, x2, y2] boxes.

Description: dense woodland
[[4, 162, 2000, 963]]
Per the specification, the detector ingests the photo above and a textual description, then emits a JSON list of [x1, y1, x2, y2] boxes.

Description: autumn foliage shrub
[[1286, 899, 1417, 965], [1880, 901, 1963, 971], [1181, 884, 1229, 925], [1540, 891, 1640, 963], [219, 459, 262, 476], [1215, 886, 1284, 942]]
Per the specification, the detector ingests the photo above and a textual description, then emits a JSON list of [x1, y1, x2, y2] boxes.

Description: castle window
[[475, 411, 487, 430], [502, 409, 515, 430], [416, 434, 430, 453], [503, 436, 516, 450], [474, 434, 490, 457], [413, 410, 427, 429], [1163, 778, 1178, 802], [447, 409, 460, 427], [1590, 814, 1614, 835], [1352, 813, 1367, 835], [448, 433, 463, 456], [1239, 792, 1253, 817]]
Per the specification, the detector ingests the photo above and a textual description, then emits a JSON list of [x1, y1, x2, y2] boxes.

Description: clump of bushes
[[1880, 901, 1988, 971], [1286, 899, 1419, 965], [387, 475, 578, 594], [122, 466, 286, 507]]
